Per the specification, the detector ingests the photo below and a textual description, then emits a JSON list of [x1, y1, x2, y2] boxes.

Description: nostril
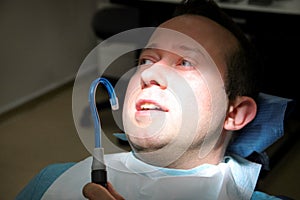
[[141, 79, 146, 89], [150, 80, 167, 89], [142, 80, 166, 89], [149, 80, 159, 86], [141, 80, 157, 89]]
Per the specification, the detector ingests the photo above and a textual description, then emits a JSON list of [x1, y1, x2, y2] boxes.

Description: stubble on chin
[[127, 136, 168, 153]]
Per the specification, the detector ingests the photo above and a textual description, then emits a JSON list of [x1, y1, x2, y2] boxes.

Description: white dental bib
[[42, 152, 261, 200]]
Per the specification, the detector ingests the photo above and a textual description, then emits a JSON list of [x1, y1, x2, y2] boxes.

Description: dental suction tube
[[89, 77, 119, 188], [89, 77, 119, 148]]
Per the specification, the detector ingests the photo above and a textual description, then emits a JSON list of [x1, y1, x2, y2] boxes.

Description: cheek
[[195, 84, 211, 112], [186, 74, 212, 111], [126, 72, 141, 92], [122, 76, 140, 121], [124, 73, 141, 103], [196, 90, 212, 134], [188, 73, 228, 146], [185, 75, 213, 128]]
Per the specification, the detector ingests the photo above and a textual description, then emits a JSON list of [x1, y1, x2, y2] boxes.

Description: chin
[[128, 135, 169, 152]]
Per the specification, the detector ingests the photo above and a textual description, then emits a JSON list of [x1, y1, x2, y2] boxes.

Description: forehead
[[156, 15, 238, 76], [159, 15, 237, 48], [146, 28, 208, 58]]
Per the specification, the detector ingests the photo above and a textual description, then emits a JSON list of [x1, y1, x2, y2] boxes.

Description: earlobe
[[224, 96, 257, 131]]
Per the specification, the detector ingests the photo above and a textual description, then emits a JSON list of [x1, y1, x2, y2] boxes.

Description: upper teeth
[[141, 103, 160, 110]]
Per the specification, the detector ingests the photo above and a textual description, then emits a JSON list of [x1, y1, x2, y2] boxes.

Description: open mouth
[[136, 100, 169, 112]]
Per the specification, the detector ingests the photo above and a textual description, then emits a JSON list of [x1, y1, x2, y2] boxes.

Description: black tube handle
[[92, 169, 107, 188]]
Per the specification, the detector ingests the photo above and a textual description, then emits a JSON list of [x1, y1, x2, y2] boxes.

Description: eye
[[139, 58, 154, 66], [177, 58, 195, 70], [181, 59, 193, 67]]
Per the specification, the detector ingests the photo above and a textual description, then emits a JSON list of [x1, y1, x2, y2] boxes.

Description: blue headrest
[[114, 93, 294, 158], [227, 93, 294, 157]]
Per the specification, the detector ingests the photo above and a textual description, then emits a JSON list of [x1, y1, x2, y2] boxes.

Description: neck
[[134, 132, 231, 170], [133, 141, 227, 170], [166, 147, 225, 169], [167, 131, 232, 169]]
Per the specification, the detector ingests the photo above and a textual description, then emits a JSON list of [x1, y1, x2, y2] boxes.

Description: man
[[16, 0, 290, 199], [83, 0, 262, 199]]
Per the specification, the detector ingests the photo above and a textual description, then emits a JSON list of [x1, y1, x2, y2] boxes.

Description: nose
[[140, 64, 167, 89]]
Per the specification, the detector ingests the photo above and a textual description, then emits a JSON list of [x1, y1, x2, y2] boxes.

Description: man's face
[[122, 15, 235, 165]]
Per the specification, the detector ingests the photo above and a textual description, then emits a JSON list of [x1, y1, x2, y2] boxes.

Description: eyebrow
[[144, 43, 206, 57], [176, 44, 205, 56]]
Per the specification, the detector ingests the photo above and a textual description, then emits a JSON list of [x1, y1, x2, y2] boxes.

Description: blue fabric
[[113, 133, 128, 141], [15, 162, 75, 200], [227, 93, 293, 157], [251, 191, 282, 200]]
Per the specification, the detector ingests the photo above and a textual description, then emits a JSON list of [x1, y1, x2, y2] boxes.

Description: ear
[[224, 96, 257, 131]]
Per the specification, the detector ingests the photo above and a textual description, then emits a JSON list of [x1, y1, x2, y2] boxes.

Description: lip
[[136, 99, 169, 112]]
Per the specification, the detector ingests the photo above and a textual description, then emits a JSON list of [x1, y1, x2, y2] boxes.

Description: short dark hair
[[173, 0, 262, 101]]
